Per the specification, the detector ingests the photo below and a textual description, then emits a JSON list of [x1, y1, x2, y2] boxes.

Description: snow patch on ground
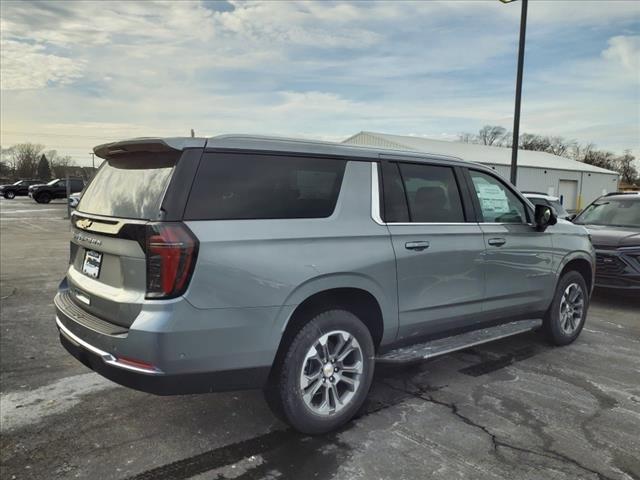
[[1, 372, 117, 432]]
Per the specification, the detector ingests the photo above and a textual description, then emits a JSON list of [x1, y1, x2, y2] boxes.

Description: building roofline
[[349, 131, 619, 176]]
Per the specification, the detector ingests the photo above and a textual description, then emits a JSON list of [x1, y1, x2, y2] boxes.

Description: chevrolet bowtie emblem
[[77, 218, 93, 230]]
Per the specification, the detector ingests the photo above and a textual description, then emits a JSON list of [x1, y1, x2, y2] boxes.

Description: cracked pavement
[[1, 198, 639, 480]]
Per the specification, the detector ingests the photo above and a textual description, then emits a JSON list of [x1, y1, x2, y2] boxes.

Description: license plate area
[[82, 250, 102, 279]]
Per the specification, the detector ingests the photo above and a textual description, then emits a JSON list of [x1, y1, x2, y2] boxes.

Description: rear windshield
[[78, 154, 176, 220], [184, 153, 346, 220]]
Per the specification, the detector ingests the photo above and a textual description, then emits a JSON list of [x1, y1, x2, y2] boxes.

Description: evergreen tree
[[36, 154, 52, 180]]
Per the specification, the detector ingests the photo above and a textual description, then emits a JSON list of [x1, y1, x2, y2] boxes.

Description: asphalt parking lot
[[1, 197, 639, 480]]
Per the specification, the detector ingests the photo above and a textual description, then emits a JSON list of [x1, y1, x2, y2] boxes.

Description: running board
[[376, 319, 543, 363]]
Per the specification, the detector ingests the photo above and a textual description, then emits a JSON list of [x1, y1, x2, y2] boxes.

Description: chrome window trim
[[371, 162, 537, 228], [371, 162, 384, 225], [371, 162, 480, 227], [387, 222, 475, 226]]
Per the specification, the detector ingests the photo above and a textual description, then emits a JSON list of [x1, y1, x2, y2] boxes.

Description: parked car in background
[[29, 178, 84, 204], [573, 192, 640, 291], [522, 192, 571, 219], [0, 179, 43, 199], [55, 135, 595, 434], [68, 192, 82, 209]]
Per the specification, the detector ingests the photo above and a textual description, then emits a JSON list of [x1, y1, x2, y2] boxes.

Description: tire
[[543, 270, 589, 346], [35, 192, 51, 204], [265, 309, 375, 434], [4, 191, 15, 199]]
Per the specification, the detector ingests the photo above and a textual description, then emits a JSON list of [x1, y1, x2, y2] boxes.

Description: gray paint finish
[[56, 135, 596, 393], [185, 161, 399, 345]]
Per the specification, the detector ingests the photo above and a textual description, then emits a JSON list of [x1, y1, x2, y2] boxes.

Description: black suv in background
[[573, 193, 640, 291], [0, 179, 43, 199], [29, 178, 84, 204]]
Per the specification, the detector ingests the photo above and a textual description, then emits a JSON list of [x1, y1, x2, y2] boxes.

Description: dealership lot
[[1, 197, 639, 480]]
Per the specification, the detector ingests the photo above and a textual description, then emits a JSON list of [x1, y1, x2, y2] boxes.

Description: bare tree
[[583, 149, 616, 170], [616, 150, 638, 184], [0, 161, 11, 178], [570, 142, 596, 162], [49, 151, 76, 178], [9, 143, 44, 178], [478, 125, 507, 146], [547, 136, 575, 157], [458, 132, 477, 144]]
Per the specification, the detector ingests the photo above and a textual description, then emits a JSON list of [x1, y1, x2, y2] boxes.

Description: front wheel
[[266, 309, 375, 434], [543, 271, 589, 345], [35, 192, 51, 204], [4, 191, 15, 199]]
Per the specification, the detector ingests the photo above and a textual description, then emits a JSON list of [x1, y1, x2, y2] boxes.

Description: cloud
[[602, 35, 640, 73], [0, 39, 85, 89], [0, 0, 638, 163]]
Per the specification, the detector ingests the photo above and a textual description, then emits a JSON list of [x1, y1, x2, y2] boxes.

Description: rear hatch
[[67, 145, 199, 329]]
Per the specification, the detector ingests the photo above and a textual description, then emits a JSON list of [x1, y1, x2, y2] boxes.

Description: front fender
[[555, 249, 596, 297]]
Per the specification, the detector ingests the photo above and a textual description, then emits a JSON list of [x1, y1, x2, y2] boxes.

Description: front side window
[[397, 163, 465, 223], [470, 170, 528, 223], [184, 154, 346, 220]]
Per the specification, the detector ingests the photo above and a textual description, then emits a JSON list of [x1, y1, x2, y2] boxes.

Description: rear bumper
[[54, 282, 279, 395], [58, 323, 269, 395]]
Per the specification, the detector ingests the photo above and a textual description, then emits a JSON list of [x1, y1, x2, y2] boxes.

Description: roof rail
[[603, 191, 640, 197]]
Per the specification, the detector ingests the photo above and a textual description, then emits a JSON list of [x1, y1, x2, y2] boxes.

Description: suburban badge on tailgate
[[73, 232, 102, 246]]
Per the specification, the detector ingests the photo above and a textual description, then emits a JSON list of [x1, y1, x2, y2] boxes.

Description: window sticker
[[476, 183, 510, 214]]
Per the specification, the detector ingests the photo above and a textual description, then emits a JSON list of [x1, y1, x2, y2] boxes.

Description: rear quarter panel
[[184, 160, 398, 350]]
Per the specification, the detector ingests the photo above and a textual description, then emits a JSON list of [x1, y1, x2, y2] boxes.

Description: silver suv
[[55, 135, 595, 434]]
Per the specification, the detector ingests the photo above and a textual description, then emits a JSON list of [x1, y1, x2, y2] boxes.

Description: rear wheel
[[265, 309, 375, 434], [35, 192, 51, 204], [4, 191, 15, 199], [544, 271, 589, 345]]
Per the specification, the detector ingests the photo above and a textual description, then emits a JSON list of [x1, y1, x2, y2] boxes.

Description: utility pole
[[501, 0, 528, 186], [89, 152, 95, 169]]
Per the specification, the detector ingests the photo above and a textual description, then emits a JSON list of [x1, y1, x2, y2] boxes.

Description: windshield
[[77, 154, 176, 220], [574, 199, 640, 228], [46, 179, 59, 186], [12, 180, 24, 186]]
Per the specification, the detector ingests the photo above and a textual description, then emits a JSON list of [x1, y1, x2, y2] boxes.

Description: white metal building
[[343, 131, 619, 211]]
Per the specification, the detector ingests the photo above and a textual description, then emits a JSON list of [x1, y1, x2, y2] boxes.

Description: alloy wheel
[[559, 282, 585, 334], [299, 330, 364, 416]]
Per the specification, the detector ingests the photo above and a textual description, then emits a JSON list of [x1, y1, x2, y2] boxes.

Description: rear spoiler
[[94, 137, 207, 159]]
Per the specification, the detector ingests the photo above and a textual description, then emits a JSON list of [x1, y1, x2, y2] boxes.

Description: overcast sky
[[1, 0, 639, 166]]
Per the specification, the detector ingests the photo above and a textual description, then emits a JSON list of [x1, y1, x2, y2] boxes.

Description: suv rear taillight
[[145, 223, 198, 299]]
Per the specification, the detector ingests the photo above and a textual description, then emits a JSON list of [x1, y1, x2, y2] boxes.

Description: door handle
[[405, 241, 430, 251], [488, 238, 506, 247]]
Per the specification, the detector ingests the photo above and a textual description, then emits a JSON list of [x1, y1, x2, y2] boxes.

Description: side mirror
[[567, 213, 577, 222], [534, 204, 557, 231]]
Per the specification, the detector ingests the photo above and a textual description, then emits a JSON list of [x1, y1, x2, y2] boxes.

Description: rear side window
[[397, 163, 465, 223], [184, 153, 346, 220], [78, 154, 176, 220]]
